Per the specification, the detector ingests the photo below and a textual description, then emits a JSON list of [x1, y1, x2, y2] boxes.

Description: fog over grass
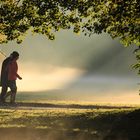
[[0, 30, 139, 104]]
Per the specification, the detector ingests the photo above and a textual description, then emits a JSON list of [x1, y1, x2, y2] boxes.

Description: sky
[[0, 30, 140, 104]]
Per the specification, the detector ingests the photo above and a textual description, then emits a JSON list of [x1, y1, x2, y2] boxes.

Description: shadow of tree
[[104, 109, 140, 140]]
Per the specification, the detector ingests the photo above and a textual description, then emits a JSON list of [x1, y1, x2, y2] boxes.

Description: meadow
[[0, 92, 140, 140]]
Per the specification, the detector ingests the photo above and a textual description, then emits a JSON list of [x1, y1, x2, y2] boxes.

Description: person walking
[[0, 51, 22, 104], [6, 51, 22, 104], [0, 52, 13, 103]]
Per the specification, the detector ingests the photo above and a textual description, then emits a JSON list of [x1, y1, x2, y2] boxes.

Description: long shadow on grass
[[0, 102, 133, 109]]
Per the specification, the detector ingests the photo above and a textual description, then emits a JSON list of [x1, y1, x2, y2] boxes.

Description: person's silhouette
[[0, 51, 22, 104], [0, 52, 13, 103]]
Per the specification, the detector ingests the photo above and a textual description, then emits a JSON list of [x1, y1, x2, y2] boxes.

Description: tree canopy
[[0, 0, 140, 45], [0, 0, 140, 72]]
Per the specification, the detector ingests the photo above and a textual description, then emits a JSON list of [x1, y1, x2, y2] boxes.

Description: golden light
[[17, 63, 85, 91]]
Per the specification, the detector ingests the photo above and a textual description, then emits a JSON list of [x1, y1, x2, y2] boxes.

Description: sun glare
[[18, 63, 85, 91]]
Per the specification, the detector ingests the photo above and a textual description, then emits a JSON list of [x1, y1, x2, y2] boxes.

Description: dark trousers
[[0, 81, 17, 103], [0, 84, 8, 102]]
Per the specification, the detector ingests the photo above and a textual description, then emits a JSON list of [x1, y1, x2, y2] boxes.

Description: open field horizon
[[12, 89, 140, 105]]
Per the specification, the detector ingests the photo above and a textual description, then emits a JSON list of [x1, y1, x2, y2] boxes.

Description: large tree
[[0, 0, 140, 72]]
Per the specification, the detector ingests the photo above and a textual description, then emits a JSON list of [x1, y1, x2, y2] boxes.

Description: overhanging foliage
[[0, 0, 140, 45], [0, 0, 140, 72]]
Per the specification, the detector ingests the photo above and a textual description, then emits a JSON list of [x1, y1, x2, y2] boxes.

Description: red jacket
[[8, 60, 19, 81]]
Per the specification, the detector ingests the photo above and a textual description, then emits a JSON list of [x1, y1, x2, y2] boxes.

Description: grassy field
[[0, 101, 140, 140]]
